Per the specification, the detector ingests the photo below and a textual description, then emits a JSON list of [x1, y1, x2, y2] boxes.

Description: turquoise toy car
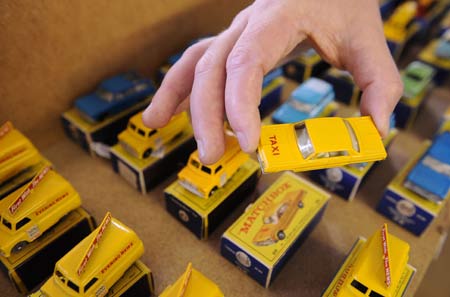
[[75, 72, 155, 123], [271, 77, 334, 124], [401, 61, 435, 99], [436, 30, 450, 59]]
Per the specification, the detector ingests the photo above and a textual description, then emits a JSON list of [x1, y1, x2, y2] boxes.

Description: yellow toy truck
[[0, 166, 81, 257], [177, 133, 249, 198], [0, 121, 42, 184], [384, 1, 418, 42], [39, 212, 144, 296], [118, 111, 189, 159], [160, 263, 224, 297]]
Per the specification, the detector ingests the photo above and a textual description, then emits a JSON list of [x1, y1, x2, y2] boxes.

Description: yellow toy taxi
[[0, 121, 41, 184], [160, 262, 224, 297], [40, 212, 144, 297], [384, 1, 418, 42], [324, 224, 414, 297], [253, 190, 305, 246], [177, 133, 249, 198], [118, 111, 189, 159], [0, 166, 81, 257], [257, 116, 386, 173]]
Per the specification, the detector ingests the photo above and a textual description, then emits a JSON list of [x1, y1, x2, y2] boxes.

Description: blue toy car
[[404, 131, 450, 203], [271, 77, 334, 124], [75, 72, 156, 123], [263, 68, 283, 88], [435, 29, 450, 59]]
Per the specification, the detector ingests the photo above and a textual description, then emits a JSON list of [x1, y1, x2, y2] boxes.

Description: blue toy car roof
[[100, 74, 135, 93], [428, 132, 450, 163]]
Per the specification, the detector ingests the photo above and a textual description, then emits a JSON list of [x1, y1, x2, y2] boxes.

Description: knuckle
[[194, 50, 216, 77], [226, 45, 258, 73]]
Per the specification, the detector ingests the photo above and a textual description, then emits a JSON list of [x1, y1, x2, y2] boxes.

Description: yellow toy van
[[177, 133, 249, 198], [384, 1, 418, 42], [323, 224, 415, 297], [0, 121, 42, 184], [160, 263, 224, 297], [253, 190, 305, 246], [118, 111, 189, 159], [40, 212, 144, 296], [0, 166, 81, 258], [257, 116, 387, 173]]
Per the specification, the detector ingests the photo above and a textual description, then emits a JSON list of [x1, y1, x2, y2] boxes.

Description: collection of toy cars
[[2, 1, 449, 295]]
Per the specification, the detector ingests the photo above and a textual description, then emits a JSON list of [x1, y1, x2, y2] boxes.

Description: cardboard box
[[220, 172, 330, 287], [0, 207, 95, 294], [309, 128, 398, 201], [322, 236, 416, 297], [164, 159, 260, 239], [386, 23, 420, 61], [258, 77, 285, 118], [61, 98, 151, 157], [394, 84, 432, 129], [111, 126, 196, 193], [377, 141, 449, 236], [322, 68, 361, 106], [29, 260, 154, 297], [282, 52, 329, 83], [419, 39, 450, 86]]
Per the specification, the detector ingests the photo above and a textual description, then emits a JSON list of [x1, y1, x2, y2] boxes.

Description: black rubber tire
[[277, 230, 286, 241], [143, 148, 153, 158], [12, 241, 28, 254]]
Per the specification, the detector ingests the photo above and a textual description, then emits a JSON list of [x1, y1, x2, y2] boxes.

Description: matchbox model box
[[309, 128, 398, 201], [282, 49, 329, 83], [0, 208, 95, 294], [220, 172, 330, 287], [110, 126, 196, 194], [322, 68, 361, 106], [377, 139, 449, 236], [164, 159, 260, 239], [259, 76, 285, 118], [419, 39, 450, 85], [61, 98, 151, 157]]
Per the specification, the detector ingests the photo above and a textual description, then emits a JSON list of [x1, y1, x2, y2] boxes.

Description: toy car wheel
[[277, 230, 286, 240], [12, 241, 28, 254], [143, 148, 153, 158], [209, 186, 218, 197], [298, 201, 304, 208]]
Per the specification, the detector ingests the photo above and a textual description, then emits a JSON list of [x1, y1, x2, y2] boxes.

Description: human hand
[[142, 0, 402, 164]]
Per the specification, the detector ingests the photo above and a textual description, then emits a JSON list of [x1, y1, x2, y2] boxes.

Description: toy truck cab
[[384, 1, 418, 41], [118, 111, 189, 159], [177, 134, 249, 198], [253, 191, 305, 246], [40, 213, 144, 297], [160, 263, 224, 297], [0, 121, 41, 185], [0, 167, 81, 257], [339, 225, 410, 297]]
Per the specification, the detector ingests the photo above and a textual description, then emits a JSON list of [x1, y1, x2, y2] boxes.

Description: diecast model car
[[401, 61, 435, 99], [178, 133, 249, 198], [257, 116, 387, 173], [75, 72, 155, 123], [253, 190, 305, 246], [40, 213, 144, 297], [118, 111, 189, 159], [263, 68, 283, 88], [332, 225, 411, 297], [0, 166, 81, 257], [0, 121, 42, 185], [160, 263, 224, 297], [404, 131, 450, 203], [384, 1, 418, 41], [435, 29, 450, 59], [272, 78, 334, 124]]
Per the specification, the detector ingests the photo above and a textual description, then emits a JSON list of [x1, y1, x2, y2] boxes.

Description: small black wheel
[[209, 186, 219, 197], [12, 241, 28, 254], [143, 148, 153, 158], [277, 230, 286, 241], [298, 201, 304, 208]]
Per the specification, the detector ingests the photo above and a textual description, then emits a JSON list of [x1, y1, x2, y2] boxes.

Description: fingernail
[[197, 139, 206, 160], [236, 132, 249, 152]]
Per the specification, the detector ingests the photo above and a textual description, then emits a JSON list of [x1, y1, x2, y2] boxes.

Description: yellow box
[[419, 39, 450, 85], [164, 159, 260, 239], [0, 207, 95, 294], [220, 172, 330, 287]]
